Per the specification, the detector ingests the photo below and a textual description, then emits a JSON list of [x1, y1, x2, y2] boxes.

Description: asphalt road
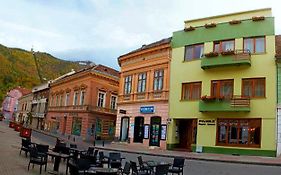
[[32, 131, 281, 175]]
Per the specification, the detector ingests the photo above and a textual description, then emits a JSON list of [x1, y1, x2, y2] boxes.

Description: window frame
[[110, 95, 117, 109], [213, 39, 235, 53], [216, 118, 261, 148], [243, 36, 266, 54], [65, 93, 70, 106], [211, 79, 234, 98], [124, 75, 132, 95], [184, 43, 204, 61], [97, 91, 106, 108], [137, 72, 147, 93], [80, 90, 86, 105], [181, 82, 202, 101], [153, 69, 164, 91], [73, 91, 79, 106], [242, 78, 266, 98]]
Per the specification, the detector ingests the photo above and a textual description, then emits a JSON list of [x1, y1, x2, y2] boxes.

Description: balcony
[[48, 105, 117, 115], [201, 50, 251, 69], [199, 96, 250, 112]]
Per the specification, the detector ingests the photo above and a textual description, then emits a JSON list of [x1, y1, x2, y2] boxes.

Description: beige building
[[16, 93, 33, 124]]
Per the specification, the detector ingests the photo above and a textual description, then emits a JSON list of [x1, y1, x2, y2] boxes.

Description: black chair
[[76, 158, 92, 174], [36, 144, 49, 154], [121, 161, 131, 175], [70, 144, 77, 148], [96, 151, 109, 167], [109, 152, 122, 169], [130, 161, 149, 175], [168, 157, 185, 175], [138, 156, 152, 173], [155, 164, 170, 175], [27, 144, 48, 174], [20, 138, 31, 157]]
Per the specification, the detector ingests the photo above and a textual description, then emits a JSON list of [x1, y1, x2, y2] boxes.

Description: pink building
[[1, 87, 31, 121]]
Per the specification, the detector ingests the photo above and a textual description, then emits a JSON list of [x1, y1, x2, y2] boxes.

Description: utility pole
[[31, 48, 43, 83]]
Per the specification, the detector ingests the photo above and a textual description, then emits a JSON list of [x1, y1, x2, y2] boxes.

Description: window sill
[[182, 59, 201, 63], [180, 99, 200, 102]]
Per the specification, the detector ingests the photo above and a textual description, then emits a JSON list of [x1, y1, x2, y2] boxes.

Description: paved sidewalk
[[33, 128, 281, 167]]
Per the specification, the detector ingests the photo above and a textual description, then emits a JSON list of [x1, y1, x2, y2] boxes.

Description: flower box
[[252, 16, 265, 21], [221, 50, 235, 56], [14, 123, 22, 132], [184, 26, 195, 32], [201, 95, 216, 101], [9, 121, 15, 128], [205, 23, 217, 28], [20, 127, 32, 138], [205, 52, 219, 58], [229, 20, 241, 25]]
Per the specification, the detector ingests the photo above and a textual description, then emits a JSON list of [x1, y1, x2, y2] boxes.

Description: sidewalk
[[33, 128, 281, 167]]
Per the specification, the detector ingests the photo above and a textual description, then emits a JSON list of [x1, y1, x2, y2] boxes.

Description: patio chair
[[168, 157, 185, 175], [96, 151, 109, 167], [138, 156, 153, 173], [130, 161, 150, 175], [27, 144, 48, 174], [20, 138, 31, 157], [155, 164, 170, 175], [109, 152, 122, 169], [120, 161, 131, 175]]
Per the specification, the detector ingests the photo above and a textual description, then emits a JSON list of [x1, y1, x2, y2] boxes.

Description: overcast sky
[[0, 0, 280, 69]]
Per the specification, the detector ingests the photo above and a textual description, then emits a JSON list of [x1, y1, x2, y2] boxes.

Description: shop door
[[149, 116, 161, 147], [178, 119, 197, 151], [133, 117, 144, 143], [120, 117, 130, 141]]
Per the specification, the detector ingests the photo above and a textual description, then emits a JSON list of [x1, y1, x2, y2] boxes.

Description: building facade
[[1, 87, 31, 121], [115, 38, 171, 149], [275, 35, 281, 156], [168, 8, 277, 156], [16, 93, 33, 124], [46, 65, 119, 142], [31, 82, 50, 130]]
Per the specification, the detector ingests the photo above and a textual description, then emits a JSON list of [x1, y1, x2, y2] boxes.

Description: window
[[137, 73, 147, 93], [65, 93, 70, 106], [211, 80, 234, 98], [124, 75, 132, 95], [184, 44, 204, 61], [217, 119, 261, 147], [242, 78, 265, 98], [56, 95, 59, 106], [80, 91, 85, 105], [182, 82, 202, 100], [154, 69, 164, 91], [244, 37, 265, 54], [214, 40, 235, 52], [97, 92, 106, 107], [110, 95, 117, 109], [73, 91, 79, 105], [59, 95, 63, 106]]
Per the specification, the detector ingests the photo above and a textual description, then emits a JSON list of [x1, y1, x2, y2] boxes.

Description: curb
[[95, 146, 281, 167]]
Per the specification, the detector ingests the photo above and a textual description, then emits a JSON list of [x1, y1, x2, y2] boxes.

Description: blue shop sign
[[140, 106, 155, 114]]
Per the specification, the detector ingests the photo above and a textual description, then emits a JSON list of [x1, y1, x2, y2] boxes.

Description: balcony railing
[[48, 105, 117, 115], [199, 95, 250, 112], [201, 49, 251, 69]]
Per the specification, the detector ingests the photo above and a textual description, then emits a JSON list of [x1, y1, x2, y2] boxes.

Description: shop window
[[217, 119, 261, 147], [184, 44, 204, 61], [244, 36, 265, 54], [182, 82, 202, 100], [211, 79, 233, 98], [242, 78, 265, 98], [72, 117, 82, 136]]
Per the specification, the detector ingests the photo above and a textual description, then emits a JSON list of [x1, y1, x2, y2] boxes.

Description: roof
[[13, 87, 31, 96], [276, 35, 281, 59], [92, 64, 120, 78], [118, 37, 171, 59]]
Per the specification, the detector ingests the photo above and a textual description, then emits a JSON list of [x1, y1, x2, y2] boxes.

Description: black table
[[87, 167, 118, 174], [47, 151, 70, 174]]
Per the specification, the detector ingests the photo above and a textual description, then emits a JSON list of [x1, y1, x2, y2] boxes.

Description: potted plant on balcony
[[252, 16, 265, 21], [217, 95, 225, 101], [205, 52, 219, 58], [204, 23, 217, 28], [221, 50, 235, 56], [184, 26, 195, 32], [201, 95, 216, 102], [229, 20, 241, 25]]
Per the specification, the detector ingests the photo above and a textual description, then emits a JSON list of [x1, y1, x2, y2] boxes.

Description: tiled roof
[[119, 37, 171, 58], [92, 64, 120, 78], [14, 87, 31, 96], [276, 35, 281, 58]]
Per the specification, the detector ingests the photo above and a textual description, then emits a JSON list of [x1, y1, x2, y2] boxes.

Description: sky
[[0, 0, 280, 69]]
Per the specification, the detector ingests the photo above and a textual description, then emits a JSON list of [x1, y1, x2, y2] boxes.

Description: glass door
[[149, 116, 161, 146]]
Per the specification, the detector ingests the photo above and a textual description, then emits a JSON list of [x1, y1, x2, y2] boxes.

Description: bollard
[[102, 140, 105, 147]]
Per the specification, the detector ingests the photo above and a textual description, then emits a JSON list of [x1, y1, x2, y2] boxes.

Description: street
[[32, 130, 281, 175]]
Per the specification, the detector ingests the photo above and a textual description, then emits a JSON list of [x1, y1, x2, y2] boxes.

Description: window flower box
[[221, 50, 235, 56], [205, 52, 219, 58], [201, 95, 216, 101], [229, 20, 241, 25], [205, 23, 217, 28], [184, 26, 195, 32], [20, 127, 32, 138], [252, 16, 265, 22]]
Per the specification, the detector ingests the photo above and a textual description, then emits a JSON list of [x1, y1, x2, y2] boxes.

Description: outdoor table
[[87, 167, 118, 174], [47, 151, 70, 174]]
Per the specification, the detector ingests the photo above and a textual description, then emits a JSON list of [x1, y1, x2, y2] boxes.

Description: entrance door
[[149, 116, 161, 147], [133, 117, 144, 143], [120, 117, 130, 141], [178, 119, 197, 151]]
